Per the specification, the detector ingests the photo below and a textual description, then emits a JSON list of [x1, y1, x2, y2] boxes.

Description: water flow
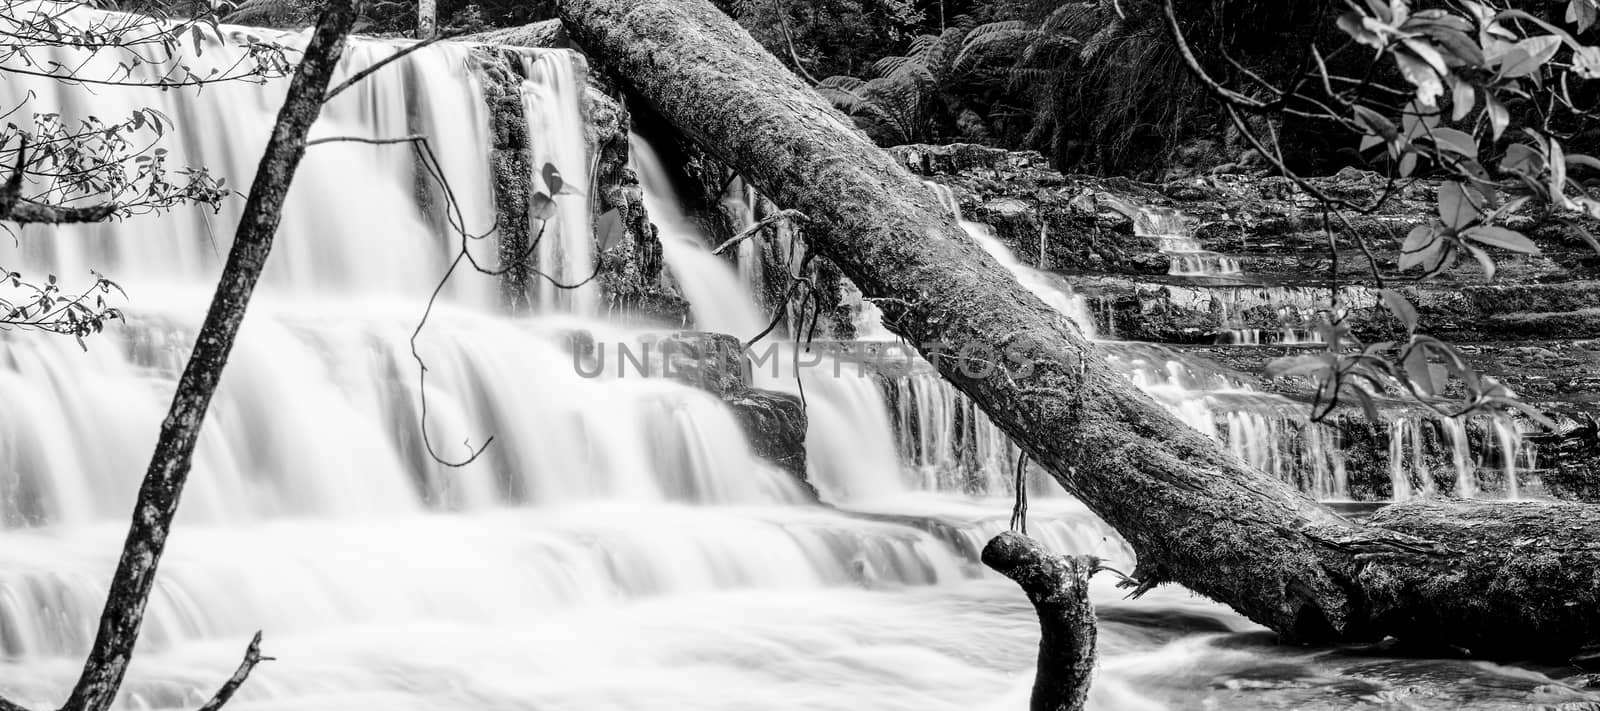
[[926, 184, 1098, 336], [0, 10, 1579, 710], [1133, 206, 1241, 278], [911, 183, 1527, 501], [0, 16, 989, 706], [629, 135, 906, 501], [520, 53, 599, 316]]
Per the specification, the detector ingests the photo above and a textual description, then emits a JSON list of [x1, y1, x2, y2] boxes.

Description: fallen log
[[983, 532, 1096, 711], [556, 0, 1600, 657]]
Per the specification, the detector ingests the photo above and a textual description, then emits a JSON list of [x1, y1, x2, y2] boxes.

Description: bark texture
[[13, 4, 362, 710], [983, 532, 1096, 711], [556, 0, 1600, 657]]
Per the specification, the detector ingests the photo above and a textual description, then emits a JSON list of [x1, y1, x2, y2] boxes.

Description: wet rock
[[474, 26, 687, 324], [724, 388, 811, 494], [887, 143, 1012, 175], [660, 331, 748, 397], [651, 332, 814, 495]]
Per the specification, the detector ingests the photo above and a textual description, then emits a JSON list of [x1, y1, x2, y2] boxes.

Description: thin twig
[[1160, 0, 1268, 111], [1010, 451, 1029, 534], [711, 208, 806, 255], [194, 632, 273, 711]]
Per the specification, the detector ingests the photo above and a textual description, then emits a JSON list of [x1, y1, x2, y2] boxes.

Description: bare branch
[[711, 208, 806, 255], [1160, 0, 1269, 111], [194, 632, 272, 711]]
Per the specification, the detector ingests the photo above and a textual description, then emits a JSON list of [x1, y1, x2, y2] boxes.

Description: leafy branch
[[1164, 0, 1600, 427]]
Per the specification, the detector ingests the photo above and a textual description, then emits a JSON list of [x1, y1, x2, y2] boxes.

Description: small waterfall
[[630, 135, 907, 502], [1134, 206, 1241, 278], [519, 53, 598, 316], [903, 184, 1529, 502], [925, 183, 1099, 337]]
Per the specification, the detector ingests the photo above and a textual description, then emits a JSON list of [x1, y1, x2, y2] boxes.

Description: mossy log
[[983, 532, 1096, 711], [554, 0, 1600, 658]]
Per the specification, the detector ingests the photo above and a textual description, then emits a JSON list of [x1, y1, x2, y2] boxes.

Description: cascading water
[[0, 8, 1585, 710], [1134, 206, 1242, 278], [901, 182, 1532, 502]]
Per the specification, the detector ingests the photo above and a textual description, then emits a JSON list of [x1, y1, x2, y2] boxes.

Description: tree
[[0, 0, 294, 339], [558, 0, 1600, 657], [0, 1, 361, 709]]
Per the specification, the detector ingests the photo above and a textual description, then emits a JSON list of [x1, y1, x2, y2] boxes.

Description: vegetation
[[0, 1, 294, 339], [1150, 0, 1600, 426]]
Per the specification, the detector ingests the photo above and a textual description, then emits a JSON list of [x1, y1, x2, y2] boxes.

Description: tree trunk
[[983, 532, 1096, 711], [3, 4, 363, 711], [418, 0, 437, 39], [556, 0, 1600, 658]]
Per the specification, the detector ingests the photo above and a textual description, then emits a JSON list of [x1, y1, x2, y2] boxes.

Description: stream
[[1, 14, 1595, 710]]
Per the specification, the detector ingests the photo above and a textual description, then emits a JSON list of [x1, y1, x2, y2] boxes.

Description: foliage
[[720, 0, 924, 79], [1182, 0, 1600, 426], [808, 1, 1331, 176], [0, 0, 296, 336], [815, 21, 972, 144]]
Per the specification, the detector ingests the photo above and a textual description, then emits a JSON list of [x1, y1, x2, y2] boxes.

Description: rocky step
[[901, 144, 1600, 287], [1075, 276, 1600, 343]]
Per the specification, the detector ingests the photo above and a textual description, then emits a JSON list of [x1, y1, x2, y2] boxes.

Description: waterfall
[[1, 9, 1577, 710], [893, 181, 1531, 502], [3, 15, 1112, 708], [1134, 206, 1241, 277]]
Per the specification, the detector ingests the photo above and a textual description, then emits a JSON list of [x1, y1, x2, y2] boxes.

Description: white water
[[1133, 206, 1241, 278], [0, 8, 1584, 711], [900, 183, 1532, 501]]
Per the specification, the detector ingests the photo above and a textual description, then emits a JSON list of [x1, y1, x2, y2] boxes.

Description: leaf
[[1380, 288, 1421, 333], [1365, 0, 1394, 24], [1499, 35, 1561, 77], [1450, 77, 1476, 121], [1437, 181, 1481, 229], [1402, 344, 1435, 395], [1354, 105, 1399, 141], [1396, 46, 1446, 107], [541, 163, 564, 195], [529, 192, 557, 221], [1462, 225, 1541, 253], [1500, 142, 1545, 174], [1550, 137, 1573, 209], [1399, 151, 1419, 178], [1574, 223, 1600, 257], [1571, 0, 1600, 34], [1486, 95, 1510, 140], [1574, 45, 1600, 79], [1567, 152, 1600, 173], [1401, 222, 1440, 272], [1340, 9, 1381, 47], [1419, 25, 1487, 67], [1431, 126, 1478, 156], [1465, 242, 1497, 280]]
